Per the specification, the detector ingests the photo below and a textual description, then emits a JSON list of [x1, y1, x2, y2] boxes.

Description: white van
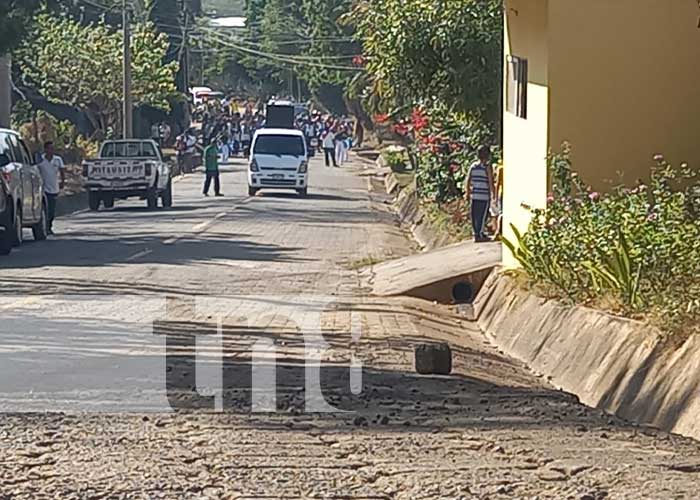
[[248, 128, 309, 197]]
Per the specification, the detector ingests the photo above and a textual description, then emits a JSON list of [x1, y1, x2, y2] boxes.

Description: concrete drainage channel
[[375, 163, 700, 443], [405, 267, 494, 308]]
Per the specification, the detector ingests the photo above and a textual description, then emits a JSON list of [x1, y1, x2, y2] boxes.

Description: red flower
[[352, 55, 366, 67], [411, 107, 429, 131], [449, 163, 460, 173], [374, 113, 390, 124], [393, 123, 410, 136]]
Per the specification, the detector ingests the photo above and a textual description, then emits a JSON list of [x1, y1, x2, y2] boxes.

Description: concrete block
[[415, 343, 452, 375]]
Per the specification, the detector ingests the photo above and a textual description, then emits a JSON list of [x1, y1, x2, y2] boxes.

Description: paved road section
[[1, 156, 699, 498]]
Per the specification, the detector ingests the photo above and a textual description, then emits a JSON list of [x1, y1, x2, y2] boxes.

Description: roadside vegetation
[[505, 145, 700, 336], [350, 0, 502, 223]]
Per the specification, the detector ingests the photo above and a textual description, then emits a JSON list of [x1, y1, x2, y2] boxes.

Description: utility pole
[[0, 55, 11, 129], [123, 0, 134, 139], [179, 0, 190, 93]]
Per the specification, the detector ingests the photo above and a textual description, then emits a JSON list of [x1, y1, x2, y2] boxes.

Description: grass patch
[[345, 255, 389, 270], [421, 200, 473, 243]]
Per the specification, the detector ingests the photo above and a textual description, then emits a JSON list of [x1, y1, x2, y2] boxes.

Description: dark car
[[0, 128, 48, 255]]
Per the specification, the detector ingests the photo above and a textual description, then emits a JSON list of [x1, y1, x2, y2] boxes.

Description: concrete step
[[361, 240, 502, 303]]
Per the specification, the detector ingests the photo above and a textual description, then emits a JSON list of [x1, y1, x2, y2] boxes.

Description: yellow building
[[502, 0, 700, 263]]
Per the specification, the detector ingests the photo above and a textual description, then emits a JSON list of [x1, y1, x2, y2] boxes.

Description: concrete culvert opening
[[451, 281, 474, 304]]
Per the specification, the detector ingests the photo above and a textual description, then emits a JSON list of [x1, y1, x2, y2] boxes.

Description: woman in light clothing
[[335, 127, 348, 166], [465, 145, 496, 242]]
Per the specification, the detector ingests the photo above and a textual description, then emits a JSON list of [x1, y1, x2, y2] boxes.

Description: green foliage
[[412, 105, 499, 204], [299, 0, 356, 91], [16, 13, 179, 135], [382, 147, 409, 172], [506, 146, 700, 334], [15, 110, 98, 163], [0, 1, 58, 56], [350, 0, 502, 122]]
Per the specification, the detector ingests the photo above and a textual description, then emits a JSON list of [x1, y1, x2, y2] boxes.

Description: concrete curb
[[388, 174, 453, 251], [476, 273, 700, 441]]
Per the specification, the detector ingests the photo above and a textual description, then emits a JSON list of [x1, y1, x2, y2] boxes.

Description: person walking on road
[[37, 141, 66, 235], [322, 128, 337, 167], [203, 139, 223, 197], [465, 145, 495, 243], [334, 127, 347, 167]]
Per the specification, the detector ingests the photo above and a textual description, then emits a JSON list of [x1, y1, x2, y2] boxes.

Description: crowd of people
[[170, 95, 359, 197], [297, 112, 354, 168], [173, 96, 358, 175]]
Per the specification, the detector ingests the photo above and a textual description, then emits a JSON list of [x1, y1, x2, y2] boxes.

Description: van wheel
[[32, 203, 48, 241], [88, 191, 101, 211], [248, 186, 258, 196], [161, 178, 173, 208], [103, 196, 115, 209], [297, 188, 308, 198]]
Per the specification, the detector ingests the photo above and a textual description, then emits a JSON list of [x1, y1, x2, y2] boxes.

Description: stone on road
[[0, 156, 699, 498]]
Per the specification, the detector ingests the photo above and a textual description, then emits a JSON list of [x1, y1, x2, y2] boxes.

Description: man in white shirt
[[322, 129, 337, 167], [37, 141, 66, 235]]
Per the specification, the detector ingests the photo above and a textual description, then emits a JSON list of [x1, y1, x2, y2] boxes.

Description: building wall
[[502, 0, 550, 266], [548, 0, 700, 190]]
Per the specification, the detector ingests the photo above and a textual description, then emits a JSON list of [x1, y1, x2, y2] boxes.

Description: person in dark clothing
[[203, 139, 223, 197]]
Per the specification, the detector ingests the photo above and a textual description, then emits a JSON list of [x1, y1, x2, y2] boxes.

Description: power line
[[195, 29, 362, 72]]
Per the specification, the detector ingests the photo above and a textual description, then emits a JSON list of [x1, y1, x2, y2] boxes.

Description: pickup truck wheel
[[297, 188, 308, 198], [32, 203, 48, 241], [88, 191, 101, 211], [248, 186, 258, 196], [103, 196, 114, 209], [146, 187, 158, 209], [0, 202, 16, 255], [161, 178, 173, 208]]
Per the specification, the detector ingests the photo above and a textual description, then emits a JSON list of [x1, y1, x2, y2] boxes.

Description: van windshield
[[254, 135, 305, 156]]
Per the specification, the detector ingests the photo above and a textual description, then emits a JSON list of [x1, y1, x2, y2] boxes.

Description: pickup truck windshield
[[101, 142, 158, 159], [254, 135, 305, 156]]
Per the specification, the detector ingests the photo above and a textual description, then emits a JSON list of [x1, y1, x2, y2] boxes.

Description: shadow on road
[[0, 232, 306, 270]]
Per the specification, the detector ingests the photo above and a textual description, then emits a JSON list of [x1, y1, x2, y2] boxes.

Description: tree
[[16, 13, 179, 136], [0, 1, 57, 56], [351, 0, 502, 123]]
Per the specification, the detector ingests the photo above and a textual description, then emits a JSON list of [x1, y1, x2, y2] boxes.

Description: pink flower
[[653, 154, 664, 162], [589, 192, 600, 202], [647, 213, 659, 222]]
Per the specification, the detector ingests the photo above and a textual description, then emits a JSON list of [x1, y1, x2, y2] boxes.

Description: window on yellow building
[[506, 55, 528, 119]]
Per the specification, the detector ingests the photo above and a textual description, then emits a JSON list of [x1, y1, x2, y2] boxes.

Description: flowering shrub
[[381, 146, 409, 172], [506, 145, 700, 334], [410, 104, 499, 204]]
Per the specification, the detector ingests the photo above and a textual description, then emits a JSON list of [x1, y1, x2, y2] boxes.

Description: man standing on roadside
[[465, 145, 495, 242], [202, 138, 223, 197], [37, 141, 65, 235], [322, 127, 337, 167]]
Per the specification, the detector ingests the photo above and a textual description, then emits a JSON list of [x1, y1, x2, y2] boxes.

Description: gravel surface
[[1, 155, 699, 499]]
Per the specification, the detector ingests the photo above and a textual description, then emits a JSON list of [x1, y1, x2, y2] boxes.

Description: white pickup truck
[[83, 139, 173, 211]]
